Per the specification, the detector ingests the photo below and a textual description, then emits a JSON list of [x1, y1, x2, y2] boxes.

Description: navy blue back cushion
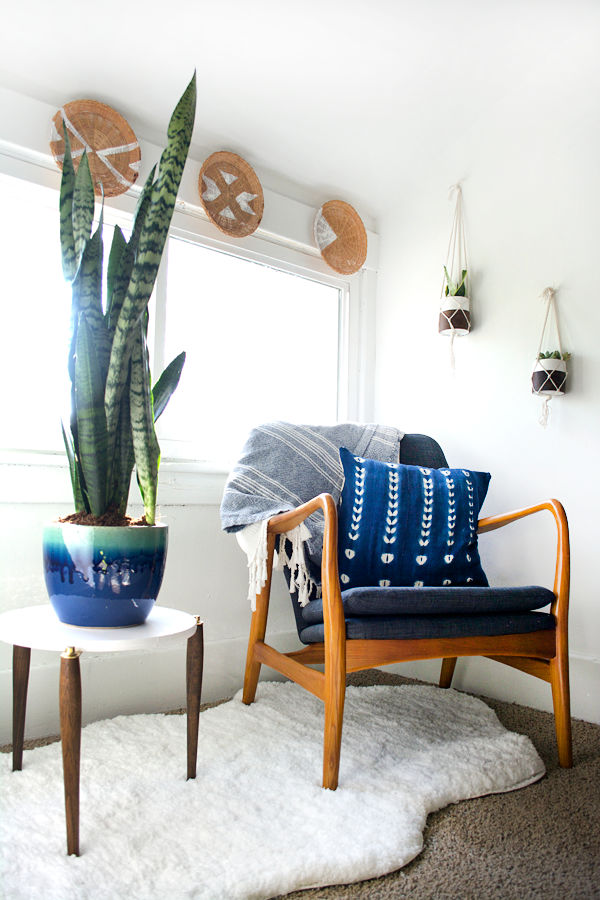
[[338, 447, 491, 589]]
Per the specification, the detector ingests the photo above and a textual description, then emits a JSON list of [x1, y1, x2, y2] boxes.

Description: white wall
[[374, 55, 600, 723]]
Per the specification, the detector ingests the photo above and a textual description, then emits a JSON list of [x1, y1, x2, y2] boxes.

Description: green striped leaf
[[130, 324, 160, 524], [106, 166, 156, 333], [74, 314, 108, 516], [72, 150, 94, 269], [106, 225, 127, 318], [59, 125, 77, 282], [152, 351, 186, 422], [61, 420, 86, 513], [71, 213, 110, 383], [106, 380, 135, 515], [104, 74, 196, 443]]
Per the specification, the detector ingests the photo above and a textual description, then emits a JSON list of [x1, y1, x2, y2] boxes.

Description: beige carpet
[[3, 669, 599, 899]]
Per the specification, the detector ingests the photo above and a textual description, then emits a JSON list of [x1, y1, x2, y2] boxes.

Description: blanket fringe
[[245, 521, 319, 610], [275, 525, 320, 607], [246, 519, 269, 611]]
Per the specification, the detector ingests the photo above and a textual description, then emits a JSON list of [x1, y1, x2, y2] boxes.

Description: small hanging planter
[[532, 351, 570, 396], [532, 288, 571, 426], [439, 185, 471, 365], [439, 266, 471, 336]]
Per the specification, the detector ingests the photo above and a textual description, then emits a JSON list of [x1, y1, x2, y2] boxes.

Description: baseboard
[[2, 636, 597, 746], [385, 653, 600, 725]]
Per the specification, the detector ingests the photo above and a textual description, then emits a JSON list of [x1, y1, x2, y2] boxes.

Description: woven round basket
[[50, 99, 141, 198], [198, 150, 264, 238], [314, 200, 367, 275]]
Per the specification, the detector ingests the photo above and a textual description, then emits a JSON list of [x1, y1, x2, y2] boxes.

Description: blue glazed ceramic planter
[[43, 523, 168, 627]]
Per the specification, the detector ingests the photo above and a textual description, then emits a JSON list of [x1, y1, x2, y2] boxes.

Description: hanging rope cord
[[440, 183, 469, 301], [535, 287, 564, 361], [440, 183, 470, 368], [535, 287, 565, 427]]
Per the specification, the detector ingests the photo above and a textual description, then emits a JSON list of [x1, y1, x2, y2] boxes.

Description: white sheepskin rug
[[0, 682, 544, 899]]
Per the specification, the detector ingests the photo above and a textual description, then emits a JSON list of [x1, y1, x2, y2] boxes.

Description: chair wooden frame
[[242, 493, 571, 789]]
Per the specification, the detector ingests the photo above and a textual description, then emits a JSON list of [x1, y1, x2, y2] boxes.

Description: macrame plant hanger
[[439, 184, 471, 368], [532, 287, 567, 427]]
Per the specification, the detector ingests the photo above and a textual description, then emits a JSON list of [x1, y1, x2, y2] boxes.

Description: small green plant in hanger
[[538, 350, 572, 361], [443, 266, 468, 297]]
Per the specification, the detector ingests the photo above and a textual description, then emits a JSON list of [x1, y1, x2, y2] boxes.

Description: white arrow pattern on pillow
[[383, 469, 399, 552], [417, 471, 433, 572], [463, 471, 477, 547], [347, 460, 365, 543]]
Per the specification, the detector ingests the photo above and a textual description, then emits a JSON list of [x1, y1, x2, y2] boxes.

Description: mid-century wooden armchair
[[242, 434, 571, 789]]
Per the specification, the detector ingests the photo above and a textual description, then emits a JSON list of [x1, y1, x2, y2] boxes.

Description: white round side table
[[0, 605, 204, 856]]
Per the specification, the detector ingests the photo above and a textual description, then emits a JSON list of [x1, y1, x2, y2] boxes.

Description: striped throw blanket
[[220, 422, 403, 606]]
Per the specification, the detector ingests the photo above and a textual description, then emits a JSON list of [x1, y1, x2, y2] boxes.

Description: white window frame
[[0, 139, 376, 497]]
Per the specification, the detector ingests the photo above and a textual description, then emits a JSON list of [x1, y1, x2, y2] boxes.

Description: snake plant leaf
[[106, 382, 135, 515], [152, 351, 186, 422], [106, 225, 127, 316], [104, 74, 196, 444], [72, 149, 95, 269], [61, 420, 85, 513], [106, 165, 157, 333], [443, 266, 468, 297], [71, 211, 111, 384], [59, 125, 77, 282], [130, 324, 160, 524], [74, 314, 109, 517], [443, 266, 456, 296]]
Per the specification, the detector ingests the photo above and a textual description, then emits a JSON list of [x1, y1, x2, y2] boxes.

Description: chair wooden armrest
[[478, 499, 570, 627]]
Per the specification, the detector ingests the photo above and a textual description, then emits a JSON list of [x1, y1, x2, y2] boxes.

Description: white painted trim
[[0, 84, 379, 270], [0, 453, 228, 507], [387, 654, 600, 726], [1, 636, 597, 745]]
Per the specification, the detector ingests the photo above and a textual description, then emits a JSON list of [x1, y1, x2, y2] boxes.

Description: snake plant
[[59, 74, 196, 525], [443, 266, 468, 297]]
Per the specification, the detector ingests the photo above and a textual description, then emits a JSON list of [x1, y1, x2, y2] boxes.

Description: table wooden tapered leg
[[12, 645, 31, 772], [59, 647, 82, 856], [186, 618, 204, 780]]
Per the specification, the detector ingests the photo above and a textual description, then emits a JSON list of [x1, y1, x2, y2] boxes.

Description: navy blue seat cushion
[[299, 611, 555, 644], [338, 448, 491, 590], [301, 585, 555, 624]]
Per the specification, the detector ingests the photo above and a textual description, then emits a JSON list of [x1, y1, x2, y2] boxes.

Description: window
[[157, 236, 342, 463], [1, 172, 73, 452], [0, 171, 133, 453], [0, 159, 366, 466]]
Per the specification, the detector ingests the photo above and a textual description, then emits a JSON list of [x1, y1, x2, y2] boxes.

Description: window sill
[[0, 451, 230, 507]]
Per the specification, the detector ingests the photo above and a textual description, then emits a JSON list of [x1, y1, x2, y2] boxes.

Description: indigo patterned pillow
[[337, 447, 491, 589]]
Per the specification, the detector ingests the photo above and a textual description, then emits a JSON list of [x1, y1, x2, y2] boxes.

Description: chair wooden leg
[[439, 657, 457, 689], [550, 651, 572, 767], [322, 607, 346, 790], [323, 665, 345, 790], [12, 645, 31, 772], [243, 533, 275, 705]]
